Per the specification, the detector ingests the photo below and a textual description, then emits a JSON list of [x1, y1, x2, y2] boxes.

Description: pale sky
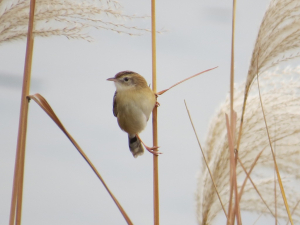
[[0, 0, 270, 224]]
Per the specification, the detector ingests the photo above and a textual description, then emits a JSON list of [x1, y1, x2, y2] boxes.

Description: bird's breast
[[116, 89, 156, 134]]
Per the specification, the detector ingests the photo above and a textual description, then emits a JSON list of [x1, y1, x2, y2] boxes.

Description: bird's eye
[[124, 77, 129, 82]]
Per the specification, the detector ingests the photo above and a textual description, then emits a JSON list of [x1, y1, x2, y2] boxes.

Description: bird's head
[[107, 71, 149, 91]]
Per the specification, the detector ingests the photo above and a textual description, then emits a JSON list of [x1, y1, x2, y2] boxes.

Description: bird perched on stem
[[107, 71, 161, 158]]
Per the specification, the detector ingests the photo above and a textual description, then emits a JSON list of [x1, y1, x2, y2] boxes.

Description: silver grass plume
[[196, 68, 300, 224], [238, 0, 300, 133], [197, 0, 300, 223], [246, 0, 300, 94], [0, 0, 149, 43]]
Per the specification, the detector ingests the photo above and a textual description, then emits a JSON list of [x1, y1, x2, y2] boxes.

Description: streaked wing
[[113, 91, 118, 117]]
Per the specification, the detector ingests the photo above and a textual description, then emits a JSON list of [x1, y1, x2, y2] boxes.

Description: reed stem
[[151, 0, 159, 224], [9, 0, 36, 224], [227, 0, 242, 224]]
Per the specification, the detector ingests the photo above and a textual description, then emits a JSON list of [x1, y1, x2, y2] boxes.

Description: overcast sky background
[[0, 0, 271, 224]]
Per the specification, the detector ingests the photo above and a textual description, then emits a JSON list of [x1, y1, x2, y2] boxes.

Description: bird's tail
[[128, 134, 144, 158]]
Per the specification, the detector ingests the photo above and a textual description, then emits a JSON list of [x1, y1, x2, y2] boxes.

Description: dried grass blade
[[253, 214, 263, 225], [229, 0, 236, 133], [184, 100, 227, 218], [238, 157, 276, 219], [256, 70, 294, 225], [27, 93, 133, 225], [237, 148, 279, 222], [156, 67, 218, 96], [236, 94, 248, 152], [238, 149, 265, 200], [286, 200, 300, 225]]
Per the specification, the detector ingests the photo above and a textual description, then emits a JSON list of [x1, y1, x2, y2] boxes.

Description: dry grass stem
[[225, 113, 241, 225], [253, 214, 263, 225], [151, 0, 159, 224], [286, 200, 300, 225], [229, 0, 236, 133], [9, 0, 36, 224], [28, 93, 133, 225], [184, 100, 227, 218], [238, 149, 265, 200], [228, 0, 237, 221], [238, 157, 276, 219]]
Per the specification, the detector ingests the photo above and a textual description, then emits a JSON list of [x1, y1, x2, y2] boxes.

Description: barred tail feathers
[[128, 134, 144, 158]]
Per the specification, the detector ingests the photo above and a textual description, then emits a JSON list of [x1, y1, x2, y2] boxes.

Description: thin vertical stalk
[[151, 0, 159, 225], [226, 114, 236, 224], [274, 124, 277, 225], [228, 0, 241, 224], [230, 1, 236, 128], [9, 0, 36, 224], [227, 0, 236, 223]]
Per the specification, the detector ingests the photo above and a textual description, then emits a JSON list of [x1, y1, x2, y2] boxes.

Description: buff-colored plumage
[[107, 71, 156, 157]]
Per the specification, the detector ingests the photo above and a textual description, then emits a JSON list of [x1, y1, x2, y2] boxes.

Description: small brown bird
[[107, 71, 160, 158]]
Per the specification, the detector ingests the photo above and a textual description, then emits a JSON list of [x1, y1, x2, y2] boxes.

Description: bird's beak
[[107, 77, 117, 82]]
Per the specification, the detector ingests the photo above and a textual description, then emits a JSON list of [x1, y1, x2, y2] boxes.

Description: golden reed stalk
[[151, 0, 159, 224], [9, 0, 36, 225]]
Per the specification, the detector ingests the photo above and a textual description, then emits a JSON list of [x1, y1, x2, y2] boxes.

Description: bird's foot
[[154, 93, 160, 107], [145, 145, 162, 156], [136, 134, 162, 156]]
